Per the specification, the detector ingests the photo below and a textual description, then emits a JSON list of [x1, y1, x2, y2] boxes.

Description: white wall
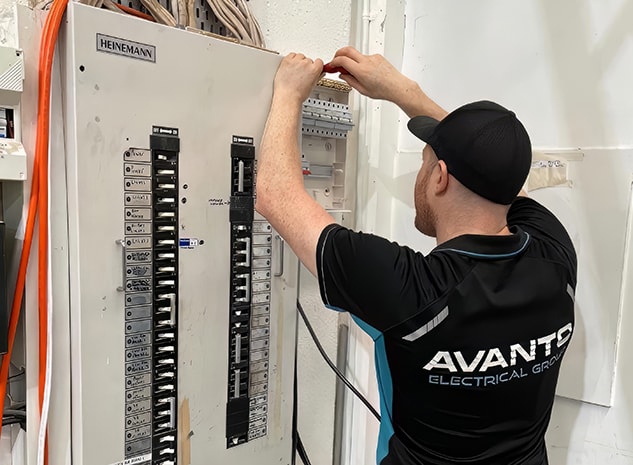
[[248, 3, 353, 465], [250, 1, 352, 59], [360, 0, 633, 464]]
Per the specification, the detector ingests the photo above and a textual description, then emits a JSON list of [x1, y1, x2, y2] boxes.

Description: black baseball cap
[[407, 100, 532, 205]]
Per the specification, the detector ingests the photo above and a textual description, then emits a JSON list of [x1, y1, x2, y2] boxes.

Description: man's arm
[[255, 53, 336, 277], [327, 46, 448, 120]]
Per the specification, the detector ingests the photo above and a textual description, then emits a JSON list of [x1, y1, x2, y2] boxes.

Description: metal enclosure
[[54, 3, 298, 464]]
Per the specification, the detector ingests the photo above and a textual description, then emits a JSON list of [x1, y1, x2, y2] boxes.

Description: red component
[[302, 169, 312, 175], [323, 63, 348, 74]]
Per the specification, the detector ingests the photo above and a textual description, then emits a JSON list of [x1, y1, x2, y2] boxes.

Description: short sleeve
[[507, 197, 572, 247], [508, 197, 577, 283], [316, 224, 434, 332]]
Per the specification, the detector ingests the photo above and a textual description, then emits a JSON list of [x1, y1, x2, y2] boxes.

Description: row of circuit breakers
[[120, 128, 279, 463], [118, 95, 352, 463], [121, 127, 182, 462]]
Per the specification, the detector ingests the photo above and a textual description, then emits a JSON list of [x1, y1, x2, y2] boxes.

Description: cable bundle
[[76, 0, 266, 47], [205, 0, 265, 46]]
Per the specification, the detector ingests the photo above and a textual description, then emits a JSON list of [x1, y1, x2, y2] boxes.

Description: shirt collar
[[431, 226, 530, 259]]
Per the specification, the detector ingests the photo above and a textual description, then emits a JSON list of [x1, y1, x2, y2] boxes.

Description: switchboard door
[[59, 4, 297, 464]]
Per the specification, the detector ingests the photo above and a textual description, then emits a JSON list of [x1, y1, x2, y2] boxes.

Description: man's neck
[[435, 221, 511, 246]]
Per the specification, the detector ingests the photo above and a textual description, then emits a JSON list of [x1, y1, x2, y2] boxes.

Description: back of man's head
[[408, 101, 532, 205]]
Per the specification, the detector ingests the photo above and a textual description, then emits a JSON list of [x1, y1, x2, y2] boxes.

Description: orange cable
[[35, 3, 69, 464], [0, 4, 68, 465], [114, 3, 155, 21]]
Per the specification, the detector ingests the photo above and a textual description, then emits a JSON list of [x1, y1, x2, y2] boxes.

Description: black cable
[[292, 310, 309, 465], [2, 407, 27, 430], [3, 409, 26, 418], [2, 417, 26, 429], [292, 319, 298, 465], [8, 369, 25, 380], [296, 432, 313, 465], [296, 301, 381, 421]]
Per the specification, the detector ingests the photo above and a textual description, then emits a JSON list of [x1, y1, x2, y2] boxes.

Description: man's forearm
[[255, 88, 336, 276], [255, 53, 337, 276], [256, 94, 304, 217], [393, 79, 448, 120]]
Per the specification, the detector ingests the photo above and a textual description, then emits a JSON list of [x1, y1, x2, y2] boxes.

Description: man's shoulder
[[508, 197, 576, 261]]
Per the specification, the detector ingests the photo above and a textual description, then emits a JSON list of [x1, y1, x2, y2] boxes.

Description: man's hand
[[273, 53, 324, 105], [328, 46, 412, 103], [327, 46, 448, 120]]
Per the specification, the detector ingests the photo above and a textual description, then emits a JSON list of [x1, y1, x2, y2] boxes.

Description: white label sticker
[[108, 453, 152, 465]]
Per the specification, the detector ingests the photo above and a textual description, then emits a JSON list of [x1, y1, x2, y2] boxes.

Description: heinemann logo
[[96, 33, 156, 63]]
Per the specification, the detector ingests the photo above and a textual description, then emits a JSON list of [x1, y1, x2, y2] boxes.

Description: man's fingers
[[339, 74, 364, 93], [328, 56, 360, 76], [333, 46, 364, 61]]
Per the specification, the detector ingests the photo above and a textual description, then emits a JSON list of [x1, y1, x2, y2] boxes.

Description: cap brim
[[407, 116, 439, 143]]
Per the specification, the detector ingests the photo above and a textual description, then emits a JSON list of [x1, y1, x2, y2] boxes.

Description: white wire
[[169, 0, 181, 25], [234, 0, 264, 46], [36, 221, 53, 465], [205, 0, 264, 47], [220, 0, 251, 38], [206, 0, 244, 41], [102, 0, 123, 13], [37, 58, 55, 465]]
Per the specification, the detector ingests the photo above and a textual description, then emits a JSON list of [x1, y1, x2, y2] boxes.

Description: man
[[256, 46, 576, 465]]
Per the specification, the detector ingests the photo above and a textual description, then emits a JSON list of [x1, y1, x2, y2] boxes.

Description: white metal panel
[[59, 3, 296, 464]]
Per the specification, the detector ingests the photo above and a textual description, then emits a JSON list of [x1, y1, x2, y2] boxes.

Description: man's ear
[[435, 160, 449, 194]]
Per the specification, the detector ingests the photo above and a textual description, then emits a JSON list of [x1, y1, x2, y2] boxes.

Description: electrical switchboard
[[46, 4, 298, 464]]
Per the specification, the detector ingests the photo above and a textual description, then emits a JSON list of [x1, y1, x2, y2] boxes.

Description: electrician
[[255, 46, 576, 465]]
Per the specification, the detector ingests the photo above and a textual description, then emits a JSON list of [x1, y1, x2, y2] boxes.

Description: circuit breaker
[[37, 4, 299, 464], [302, 82, 354, 213]]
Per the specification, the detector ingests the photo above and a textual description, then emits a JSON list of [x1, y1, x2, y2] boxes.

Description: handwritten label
[[124, 163, 152, 177], [125, 194, 152, 207], [208, 198, 230, 206], [125, 208, 152, 220], [125, 360, 151, 375], [124, 149, 151, 163], [532, 159, 565, 168], [125, 333, 151, 348]]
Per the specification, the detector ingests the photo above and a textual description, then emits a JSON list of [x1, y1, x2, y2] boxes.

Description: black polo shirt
[[316, 197, 576, 465]]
